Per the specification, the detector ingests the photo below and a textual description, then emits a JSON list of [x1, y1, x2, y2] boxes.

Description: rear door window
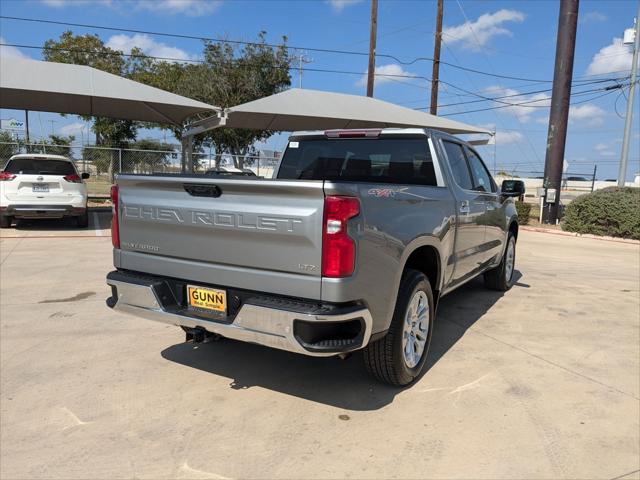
[[277, 138, 438, 186], [4, 158, 76, 175], [441, 140, 473, 190], [464, 147, 496, 193]]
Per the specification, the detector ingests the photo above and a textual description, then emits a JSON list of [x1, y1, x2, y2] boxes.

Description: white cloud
[[0, 37, 30, 60], [356, 63, 416, 87], [136, 0, 221, 16], [58, 122, 88, 138], [483, 85, 550, 123], [595, 142, 616, 157], [327, 0, 362, 12], [41, 0, 219, 16], [586, 37, 637, 75], [569, 103, 606, 126], [472, 124, 523, 145], [41, 0, 112, 6], [495, 130, 524, 145], [442, 9, 524, 50], [106, 34, 193, 62], [581, 11, 607, 24]]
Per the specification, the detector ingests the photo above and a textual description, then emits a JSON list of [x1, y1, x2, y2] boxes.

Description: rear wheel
[[484, 233, 516, 291], [76, 212, 89, 228], [363, 269, 434, 386], [0, 216, 13, 229]]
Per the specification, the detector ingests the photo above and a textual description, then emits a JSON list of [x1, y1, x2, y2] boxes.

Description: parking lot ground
[[1, 226, 638, 479]]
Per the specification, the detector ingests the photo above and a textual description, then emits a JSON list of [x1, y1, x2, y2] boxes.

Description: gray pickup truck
[[106, 128, 523, 386]]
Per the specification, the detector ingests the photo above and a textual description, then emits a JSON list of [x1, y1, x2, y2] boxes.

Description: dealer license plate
[[32, 183, 49, 193], [187, 285, 227, 314]]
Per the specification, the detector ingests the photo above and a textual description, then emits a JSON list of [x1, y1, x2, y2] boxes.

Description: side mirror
[[501, 179, 525, 198], [81, 172, 90, 180]]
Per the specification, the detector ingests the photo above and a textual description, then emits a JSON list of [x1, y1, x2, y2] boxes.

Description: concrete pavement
[[1, 219, 638, 479]]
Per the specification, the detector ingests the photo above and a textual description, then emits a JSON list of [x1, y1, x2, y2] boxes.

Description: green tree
[[126, 138, 176, 173], [43, 134, 75, 157], [177, 32, 292, 168], [0, 131, 20, 165]]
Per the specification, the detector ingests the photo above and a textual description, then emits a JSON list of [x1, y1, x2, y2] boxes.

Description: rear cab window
[[441, 140, 473, 190], [4, 158, 76, 175], [277, 137, 438, 186]]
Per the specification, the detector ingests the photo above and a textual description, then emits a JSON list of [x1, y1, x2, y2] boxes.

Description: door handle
[[459, 200, 470, 214]]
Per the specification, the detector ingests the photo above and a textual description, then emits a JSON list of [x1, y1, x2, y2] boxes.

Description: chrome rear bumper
[[107, 274, 372, 357]]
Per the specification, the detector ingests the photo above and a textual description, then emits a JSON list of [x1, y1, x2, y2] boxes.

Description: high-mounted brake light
[[110, 185, 120, 249], [0, 172, 16, 181], [63, 174, 82, 183], [322, 196, 360, 278], [324, 129, 382, 139]]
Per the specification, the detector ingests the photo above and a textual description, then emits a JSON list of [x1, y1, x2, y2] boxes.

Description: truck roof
[[290, 127, 431, 138]]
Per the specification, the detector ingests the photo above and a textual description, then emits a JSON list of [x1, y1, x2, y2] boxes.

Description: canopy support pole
[[181, 111, 228, 173]]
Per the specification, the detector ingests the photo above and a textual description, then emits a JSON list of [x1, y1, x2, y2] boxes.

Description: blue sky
[[1, 0, 639, 179]]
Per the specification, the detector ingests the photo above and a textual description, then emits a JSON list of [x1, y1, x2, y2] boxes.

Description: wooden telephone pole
[[430, 0, 443, 115], [366, 0, 378, 97], [542, 0, 579, 224]]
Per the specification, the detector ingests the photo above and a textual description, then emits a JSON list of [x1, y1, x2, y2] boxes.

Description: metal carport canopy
[[0, 58, 219, 125], [221, 88, 491, 134]]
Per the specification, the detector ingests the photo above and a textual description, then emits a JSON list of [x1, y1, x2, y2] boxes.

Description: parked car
[[106, 128, 522, 386], [0, 154, 90, 228], [565, 176, 589, 181]]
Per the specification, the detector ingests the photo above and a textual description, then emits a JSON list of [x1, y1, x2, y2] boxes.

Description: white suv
[[0, 154, 89, 228]]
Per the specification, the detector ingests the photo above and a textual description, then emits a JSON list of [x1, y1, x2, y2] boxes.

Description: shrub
[[562, 187, 640, 239], [515, 201, 531, 225]]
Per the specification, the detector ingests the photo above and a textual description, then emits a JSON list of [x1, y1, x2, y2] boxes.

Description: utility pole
[[542, 0, 579, 224], [24, 110, 29, 144], [618, 3, 640, 187], [294, 50, 312, 88], [430, 0, 443, 115], [366, 0, 378, 97]]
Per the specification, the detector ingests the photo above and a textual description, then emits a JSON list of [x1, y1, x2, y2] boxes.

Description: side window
[[442, 140, 473, 190], [465, 147, 496, 193]]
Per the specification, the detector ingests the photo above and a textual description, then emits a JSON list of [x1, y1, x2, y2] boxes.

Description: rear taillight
[[322, 196, 360, 278], [0, 172, 16, 181], [110, 185, 120, 249], [63, 174, 82, 183]]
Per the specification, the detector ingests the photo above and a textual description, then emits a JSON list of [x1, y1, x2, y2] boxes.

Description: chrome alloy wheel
[[402, 290, 429, 368], [505, 236, 516, 282]]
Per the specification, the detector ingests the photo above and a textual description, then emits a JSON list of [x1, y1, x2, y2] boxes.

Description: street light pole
[[618, 3, 640, 188]]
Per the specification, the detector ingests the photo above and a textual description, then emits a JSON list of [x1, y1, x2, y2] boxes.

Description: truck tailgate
[[115, 175, 325, 298]]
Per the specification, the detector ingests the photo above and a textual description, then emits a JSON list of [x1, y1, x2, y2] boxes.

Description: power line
[[439, 88, 621, 116], [0, 14, 629, 85], [10, 40, 620, 111]]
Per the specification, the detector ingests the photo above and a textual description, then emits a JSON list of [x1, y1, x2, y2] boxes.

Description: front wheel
[[363, 269, 434, 386], [484, 233, 516, 291], [0, 216, 13, 229], [76, 212, 89, 228]]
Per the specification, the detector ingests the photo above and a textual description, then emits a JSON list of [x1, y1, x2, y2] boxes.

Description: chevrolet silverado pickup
[[106, 128, 523, 386]]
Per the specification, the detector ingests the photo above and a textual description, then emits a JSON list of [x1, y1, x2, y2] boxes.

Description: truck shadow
[[161, 271, 524, 411], [10, 208, 110, 233]]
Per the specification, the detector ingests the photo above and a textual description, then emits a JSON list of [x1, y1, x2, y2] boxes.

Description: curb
[[521, 226, 640, 245]]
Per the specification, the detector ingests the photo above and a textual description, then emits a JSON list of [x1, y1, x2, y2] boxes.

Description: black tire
[[0, 216, 13, 229], [484, 233, 516, 291], [363, 269, 434, 386], [76, 212, 89, 228]]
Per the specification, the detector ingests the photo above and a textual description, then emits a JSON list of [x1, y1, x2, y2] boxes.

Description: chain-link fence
[[0, 142, 281, 196]]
